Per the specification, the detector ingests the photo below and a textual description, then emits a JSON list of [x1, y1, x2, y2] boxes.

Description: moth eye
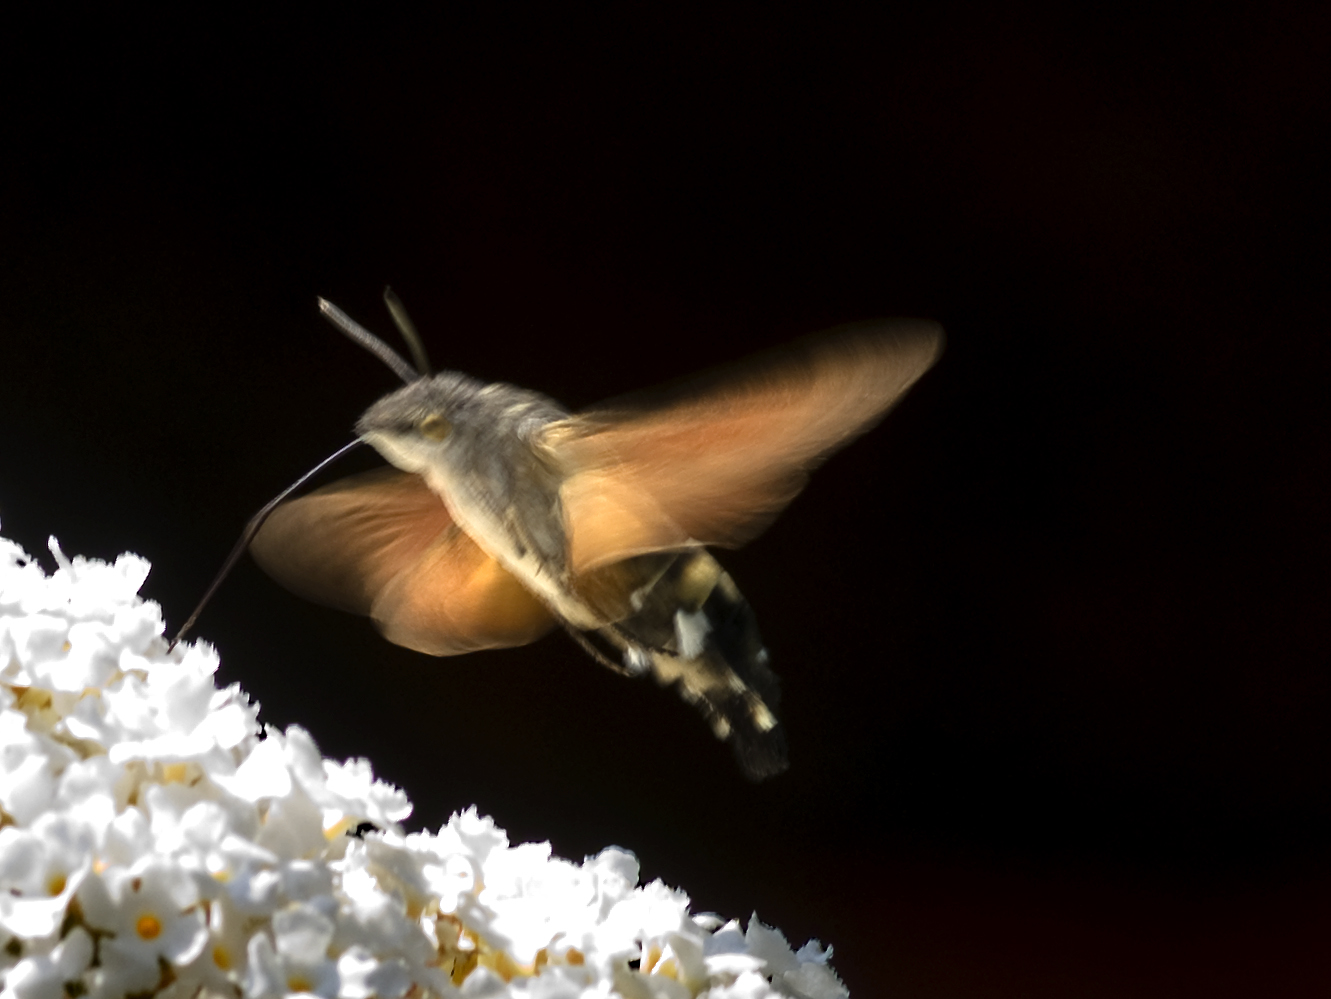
[[419, 414, 452, 441]]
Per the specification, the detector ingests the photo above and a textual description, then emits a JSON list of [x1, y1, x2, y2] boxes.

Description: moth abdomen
[[591, 550, 788, 780], [688, 560, 787, 779]]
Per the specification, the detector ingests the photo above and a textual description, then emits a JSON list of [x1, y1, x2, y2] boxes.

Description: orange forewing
[[249, 466, 554, 655], [552, 319, 944, 572]]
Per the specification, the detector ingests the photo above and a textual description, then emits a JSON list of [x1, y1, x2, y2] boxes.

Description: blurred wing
[[249, 466, 554, 655], [550, 319, 943, 572], [369, 522, 556, 656], [250, 466, 451, 614]]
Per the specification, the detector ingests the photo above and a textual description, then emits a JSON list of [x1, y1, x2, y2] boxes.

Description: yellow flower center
[[213, 945, 232, 970], [46, 874, 67, 896], [162, 763, 189, 783], [287, 975, 314, 993], [642, 943, 662, 974], [450, 952, 478, 986], [136, 914, 162, 940], [322, 815, 353, 840]]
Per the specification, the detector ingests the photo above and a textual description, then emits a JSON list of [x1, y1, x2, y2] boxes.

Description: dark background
[[2, 4, 1328, 995]]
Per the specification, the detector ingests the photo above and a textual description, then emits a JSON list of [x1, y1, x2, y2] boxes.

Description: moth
[[195, 292, 942, 780]]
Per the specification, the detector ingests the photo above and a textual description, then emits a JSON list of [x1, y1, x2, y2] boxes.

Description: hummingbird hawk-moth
[[201, 293, 942, 780]]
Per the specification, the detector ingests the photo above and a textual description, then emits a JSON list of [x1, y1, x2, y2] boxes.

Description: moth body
[[351, 370, 788, 776]]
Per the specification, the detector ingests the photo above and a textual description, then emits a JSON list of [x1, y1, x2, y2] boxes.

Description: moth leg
[[557, 619, 634, 677]]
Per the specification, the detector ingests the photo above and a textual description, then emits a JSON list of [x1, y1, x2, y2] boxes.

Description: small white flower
[[80, 859, 209, 987], [336, 945, 412, 999], [336, 853, 412, 941], [0, 615, 70, 691], [779, 939, 849, 999], [440, 806, 509, 864], [0, 927, 93, 999], [359, 832, 452, 916], [454, 966, 508, 997], [53, 756, 126, 825], [253, 779, 329, 860], [700, 969, 778, 999], [780, 962, 849, 999], [80, 644, 234, 767], [280, 726, 411, 836], [0, 709, 71, 826], [0, 538, 47, 616], [744, 916, 848, 999], [162, 892, 250, 997], [224, 864, 284, 918], [97, 803, 154, 868], [244, 903, 340, 999], [38, 603, 156, 694], [0, 816, 93, 939], [214, 732, 293, 801], [703, 920, 766, 982], [743, 915, 799, 977]]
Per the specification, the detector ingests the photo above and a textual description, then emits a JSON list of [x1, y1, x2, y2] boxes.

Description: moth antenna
[[318, 297, 418, 384], [170, 439, 365, 649], [382, 286, 432, 376]]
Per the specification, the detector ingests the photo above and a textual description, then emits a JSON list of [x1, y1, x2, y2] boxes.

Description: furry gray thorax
[[356, 372, 575, 592]]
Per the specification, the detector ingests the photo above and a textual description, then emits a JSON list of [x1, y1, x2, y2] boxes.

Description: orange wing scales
[[553, 319, 944, 573], [250, 467, 554, 655]]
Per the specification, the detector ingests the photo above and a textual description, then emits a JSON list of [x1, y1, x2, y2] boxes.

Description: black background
[[2, 4, 1329, 995]]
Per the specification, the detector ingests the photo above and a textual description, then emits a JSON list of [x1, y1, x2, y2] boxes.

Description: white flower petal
[[337, 946, 412, 999], [700, 969, 778, 999], [0, 746, 57, 827], [215, 736, 292, 801], [273, 902, 336, 965], [4, 928, 93, 999], [744, 915, 799, 976], [242, 932, 287, 999], [778, 960, 849, 999], [458, 967, 510, 998]]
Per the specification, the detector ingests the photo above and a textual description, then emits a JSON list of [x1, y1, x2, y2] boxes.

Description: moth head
[[354, 373, 486, 475]]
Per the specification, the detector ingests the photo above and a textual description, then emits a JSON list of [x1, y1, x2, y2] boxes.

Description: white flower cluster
[[0, 532, 847, 999]]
